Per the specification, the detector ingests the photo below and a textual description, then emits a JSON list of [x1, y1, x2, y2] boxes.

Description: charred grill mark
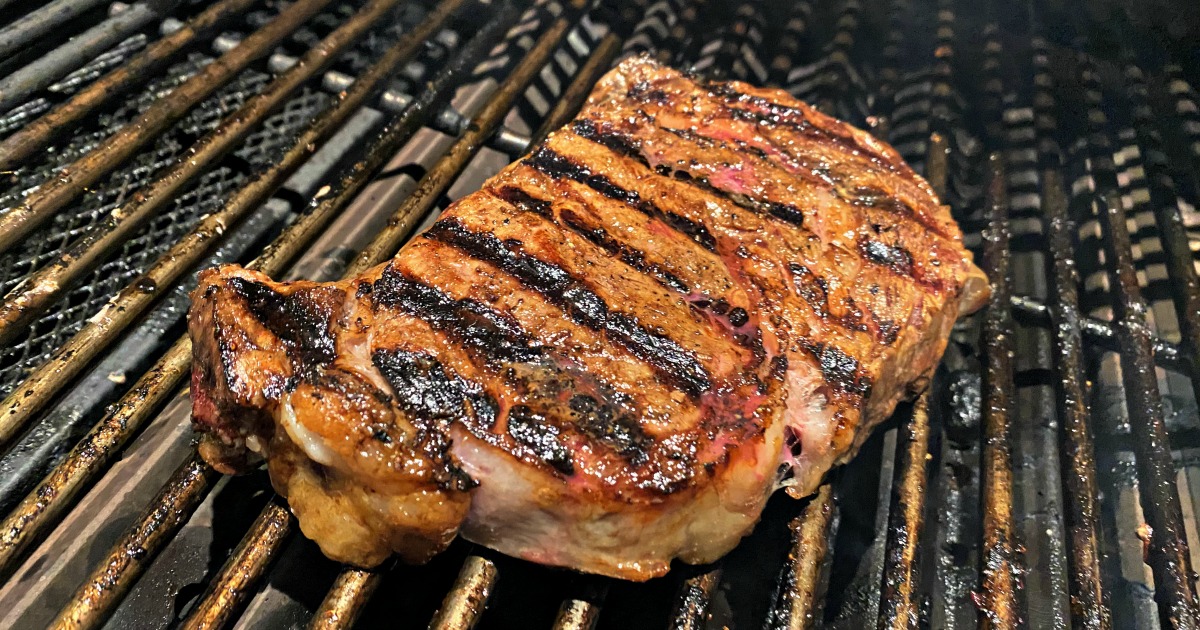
[[656, 124, 769, 161], [491, 185, 552, 218], [504, 362, 652, 469], [490, 179, 692, 294], [654, 123, 937, 241], [852, 223, 949, 293], [770, 354, 789, 381], [685, 85, 946, 224], [423, 218, 713, 396], [571, 119, 641, 158], [524, 146, 718, 252], [860, 238, 914, 275], [625, 81, 947, 245], [490, 182, 768, 361], [506, 405, 574, 475], [572, 119, 807, 229], [725, 104, 846, 146], [662, 134, 810, 226], [701, 82, 875, 159], [789, 262, 895, 344], [799, 339, 872, 398], [567, 393, 650, 465], [672, 169, 808, 227], [838, 297, 871, 333], [789, 263, 829, 318], [656, 123, 952, 242], [876, 318, 900, 345], [227, 277, 339, 367], [372, 348, 498, 426], [557, 207, 690, 293], [371, 265, 542, 366], [371, 268, 656, 471], [626, 79, 672, 104], [849, 185, 913, 218], [370, 349, 487, 490]]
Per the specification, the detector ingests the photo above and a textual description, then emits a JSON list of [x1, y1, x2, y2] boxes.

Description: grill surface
[[0, 0, 1199, 628]]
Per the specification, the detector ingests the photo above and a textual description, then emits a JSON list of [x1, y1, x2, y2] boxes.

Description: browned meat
[[188, 56, 989, 580]]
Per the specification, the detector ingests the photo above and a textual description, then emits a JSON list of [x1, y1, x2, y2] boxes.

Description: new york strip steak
[[188, 56, 989, 580]]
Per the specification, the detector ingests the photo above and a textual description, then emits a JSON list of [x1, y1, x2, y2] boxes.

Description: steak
[[188, 56, 989, 580]]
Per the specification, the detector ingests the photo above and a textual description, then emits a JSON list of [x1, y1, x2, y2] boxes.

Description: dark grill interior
[[0, 0, 1199, 628]]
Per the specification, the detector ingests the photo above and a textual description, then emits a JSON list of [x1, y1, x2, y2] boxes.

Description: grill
[[0, 0, 1199, 627]]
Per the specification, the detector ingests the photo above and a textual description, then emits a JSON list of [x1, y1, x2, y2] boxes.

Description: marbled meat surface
[[188, 56, 989, 580]]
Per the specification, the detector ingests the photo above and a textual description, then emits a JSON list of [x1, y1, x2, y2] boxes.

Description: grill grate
[[0, 0, 1199, 628]]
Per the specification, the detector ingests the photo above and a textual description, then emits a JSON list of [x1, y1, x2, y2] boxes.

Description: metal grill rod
[[0, 0, 336, 252], [0, 339, 192, 582], [204, 29, 543, 149], [0, 0, 112, 62], [427, 553, 499, 629], [869, 2, 933, 626], [1077, 48, 1200, 628], [978, 152, 1021, 629], [551, 582, 607, 630], [972, 12, 1023, 627], [1117, 34, 1200, 397], [711, 2, 766, 83], [874, 0, 906, 120], [48, 452, 221, 630], [0, 0, 518, 583], [652, 0, 700, 66], [814, 0, 860, 114], [0, 0, 432, 343], [688, 0, 760, 82], [1028, 29, 1111, 629], [767, 0, 812, 86], [665, 0, 707, 69], [768, 483, 835, 629], [615, 0, 674, 63], [875, 395, 933, 630], [0, 0, 258, 173], [667, 568, 721, 630], [343, 0, 582, 277], [872, 130, 948, 630], [308, 568, 383, 630], [0, 0, 175, 114], [529, 31, 623, 146], [1007, 295, 1188, 373], [207, 32, 443, 117], [179, 501, 292, 630], [1165, 62, 1200, 183]]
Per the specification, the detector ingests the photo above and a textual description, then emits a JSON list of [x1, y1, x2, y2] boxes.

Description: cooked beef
[[188, 56, 989, 580]]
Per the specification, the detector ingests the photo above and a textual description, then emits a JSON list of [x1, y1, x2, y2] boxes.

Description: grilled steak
[[189, 56, 989, 580]]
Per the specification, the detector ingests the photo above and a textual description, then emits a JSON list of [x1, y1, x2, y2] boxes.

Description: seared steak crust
[[188, 56, 988, 580]]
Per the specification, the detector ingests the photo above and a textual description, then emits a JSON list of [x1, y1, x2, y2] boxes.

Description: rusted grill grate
[[0, 0, 1198, 628]]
